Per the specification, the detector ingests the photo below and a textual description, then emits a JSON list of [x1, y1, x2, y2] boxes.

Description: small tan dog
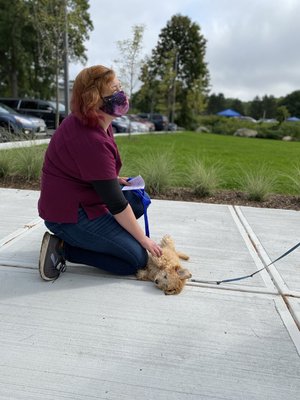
[[137, 235, 192, 295]]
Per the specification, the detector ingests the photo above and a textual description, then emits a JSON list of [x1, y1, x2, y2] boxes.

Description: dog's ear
[[176, 267, 192, 280]]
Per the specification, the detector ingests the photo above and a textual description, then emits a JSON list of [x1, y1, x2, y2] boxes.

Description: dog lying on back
[[136, 235, 192, 295]]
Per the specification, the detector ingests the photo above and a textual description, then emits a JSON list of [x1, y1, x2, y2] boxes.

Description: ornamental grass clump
[[0, 150, 13, 178], [13, 145, 44, 181], [136, 150, 177, 195], [239, 166, 277, 202], [283, 164, 300, 197], [187, 159, 223, 197]]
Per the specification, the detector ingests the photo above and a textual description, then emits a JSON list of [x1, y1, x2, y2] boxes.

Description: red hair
[[70, 65, 115, 127]]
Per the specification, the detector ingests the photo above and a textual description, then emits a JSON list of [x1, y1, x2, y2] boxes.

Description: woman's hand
[[113, 204, 162, 258], [118, 176, 130, 186], [141, 237, 163, 257]]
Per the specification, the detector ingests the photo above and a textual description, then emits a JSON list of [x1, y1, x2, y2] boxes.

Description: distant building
[[55, 80, 74, 105]]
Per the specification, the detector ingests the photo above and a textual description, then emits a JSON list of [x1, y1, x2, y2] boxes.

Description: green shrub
[[0, 127, 35, 143], [196, 116, 300, 140], [238, 166, 277, 201], [196, 116, 258, 136], [13, 145, 44, 180], [0, 150, 13, 178], [187, 158, 223, 197], [284, 164, 300, 195], [135, 150, 177, 195]]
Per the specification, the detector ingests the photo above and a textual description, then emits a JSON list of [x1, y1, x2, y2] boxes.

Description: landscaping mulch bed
[[154, 187, 300, 211], [1, 177, 299, 211]]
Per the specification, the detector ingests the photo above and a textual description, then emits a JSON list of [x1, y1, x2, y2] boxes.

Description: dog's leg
[[177, 251, 189, 260]]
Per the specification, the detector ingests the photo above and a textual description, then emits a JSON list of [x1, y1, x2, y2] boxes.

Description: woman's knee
[[136, 246, 148, 269]]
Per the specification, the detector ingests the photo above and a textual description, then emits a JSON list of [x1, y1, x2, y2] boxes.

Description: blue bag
[[131, 188, 151, 237], [124, 178, 151, 237]]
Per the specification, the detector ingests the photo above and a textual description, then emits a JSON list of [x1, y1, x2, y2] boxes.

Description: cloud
[[69, 0, 300, 101], [202, 0, 300, 99]]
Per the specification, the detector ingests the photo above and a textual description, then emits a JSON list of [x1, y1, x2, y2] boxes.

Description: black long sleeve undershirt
[[91, 178, 128, 215]]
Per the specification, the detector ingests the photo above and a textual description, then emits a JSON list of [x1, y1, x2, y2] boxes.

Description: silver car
[[0, 103, 47, 135]]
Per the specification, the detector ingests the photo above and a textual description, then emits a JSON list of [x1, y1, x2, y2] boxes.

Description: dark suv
[[0, 98, 65, 129], [138, 113, 169, 131]]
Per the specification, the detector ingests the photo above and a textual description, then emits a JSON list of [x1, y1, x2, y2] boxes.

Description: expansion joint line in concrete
[[0, 218, 43, 250], [232, 205, 300, 355]]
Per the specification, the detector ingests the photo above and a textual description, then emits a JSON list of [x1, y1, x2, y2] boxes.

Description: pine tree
[[138, 14, 209, 129]]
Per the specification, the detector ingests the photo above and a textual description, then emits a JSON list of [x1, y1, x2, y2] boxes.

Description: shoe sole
[[39, 232, 58, 281]]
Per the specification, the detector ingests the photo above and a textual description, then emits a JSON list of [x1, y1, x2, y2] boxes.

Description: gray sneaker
[[39, 232, 66, 281]]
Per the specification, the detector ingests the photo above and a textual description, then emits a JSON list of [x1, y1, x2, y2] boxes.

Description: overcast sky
[[69, 0, 300, 101]]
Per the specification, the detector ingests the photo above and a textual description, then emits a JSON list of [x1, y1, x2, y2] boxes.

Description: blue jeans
[[45, 191, 148, 275]]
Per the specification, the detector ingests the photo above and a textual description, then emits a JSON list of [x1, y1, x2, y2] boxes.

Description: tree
[[276, 105, 289, 126], [139, 14, 209, 128], [0, 0, 93, 120], [114, 24, 145, 105], [206, 93, 226, 115], [114, 24, 145, 136], [0, 0, 35, 96], [186, 78, 206, 127], [279, 90, 300, 118], [226, 98, 245, 115], [31, 0, 93, 126], [261, 95, 277, 119], [249, 96, 263, 120]]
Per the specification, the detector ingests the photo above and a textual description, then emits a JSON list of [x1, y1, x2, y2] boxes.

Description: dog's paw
[[160, 235, 175, 249], [177, 251, 189, 261]]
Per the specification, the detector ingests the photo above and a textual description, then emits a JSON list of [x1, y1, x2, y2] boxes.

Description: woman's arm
[[114, 204, 162, 257], [92, 179, 162, 257]]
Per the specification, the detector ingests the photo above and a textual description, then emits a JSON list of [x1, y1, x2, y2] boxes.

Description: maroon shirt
[[38, 114, 122, 223]]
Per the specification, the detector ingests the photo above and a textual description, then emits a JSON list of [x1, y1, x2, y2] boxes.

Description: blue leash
[[126, 177, 151, 237], [132, 188, 151, 237], [191, 241, 300, 285]]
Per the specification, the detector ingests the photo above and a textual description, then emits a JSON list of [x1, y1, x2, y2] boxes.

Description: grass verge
[[0, 132, 300, 196]]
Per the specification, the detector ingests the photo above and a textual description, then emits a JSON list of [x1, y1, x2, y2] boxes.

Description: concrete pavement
[[0, 188, 299, 399]]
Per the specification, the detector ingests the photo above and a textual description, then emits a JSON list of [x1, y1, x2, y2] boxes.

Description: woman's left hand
[[118, 176, 131, 186]]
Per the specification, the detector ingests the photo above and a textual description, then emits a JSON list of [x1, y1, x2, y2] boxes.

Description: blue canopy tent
[[287, 116, 300, 122], [217, 109, 241, 117]]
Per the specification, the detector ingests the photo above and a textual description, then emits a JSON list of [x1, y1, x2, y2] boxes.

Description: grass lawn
[[1, 131, 299, 195], [115, 132, 300, 194]]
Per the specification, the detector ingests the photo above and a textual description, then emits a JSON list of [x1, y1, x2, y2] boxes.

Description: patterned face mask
[[100, 90, 129, 117]]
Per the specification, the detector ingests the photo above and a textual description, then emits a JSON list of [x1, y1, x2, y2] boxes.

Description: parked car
[[127, 115, 149, 132], [0, 97, 65, 129], [112, 116, 149, 133], [138, 113, 169, 131], [234, 116, 257, 123], [128, 114, 155, 131], [167, 122, 178, 131], [0, 102, 47, 136], [112, 117, 128, 133], [257, 118, 277, 124]]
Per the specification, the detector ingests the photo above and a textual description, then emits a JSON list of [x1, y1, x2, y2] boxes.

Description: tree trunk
[[55, 60, 60, 129], [10, 70, 18, 97]]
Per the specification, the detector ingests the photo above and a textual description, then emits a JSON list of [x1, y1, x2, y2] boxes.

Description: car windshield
[[48, 101, 65, 112], [0, 103, 19, 115]]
